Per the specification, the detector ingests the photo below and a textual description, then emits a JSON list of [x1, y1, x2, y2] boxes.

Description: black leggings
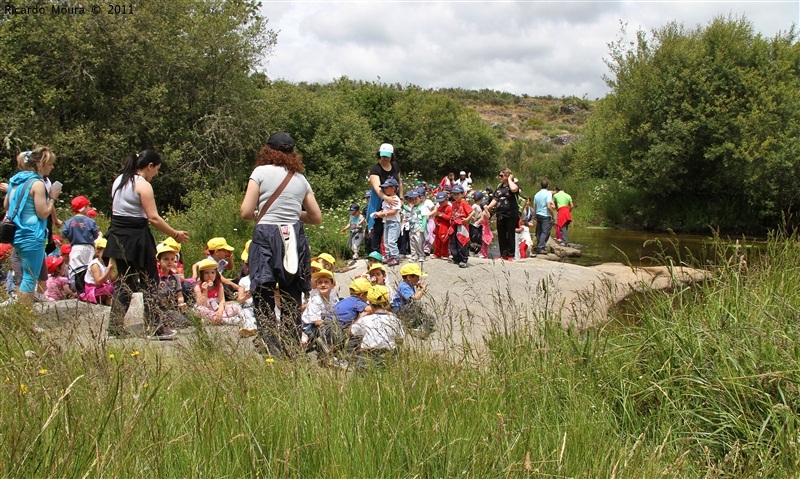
[[252, 280, 304, 358], [109, 257, 158, 333], [369, 218, 384, 254], [496, 215, 519, 258]]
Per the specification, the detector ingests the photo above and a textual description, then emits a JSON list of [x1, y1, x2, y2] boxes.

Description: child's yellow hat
[[197, 258, 219, 272], [311, 253, 335, 266], [95, 237, 108, 249], [400, 263, 427, 277], [207, 237, 234, 251], [368, 263, 387, 274], [367, 285, 390, 305], [162, 236, 181, 252], [156, 244, 177, 258], [310, 260, 323, 271], [241, 240, 252, 262], [349, 277, 372, 294], [312, 269, 335, 282]]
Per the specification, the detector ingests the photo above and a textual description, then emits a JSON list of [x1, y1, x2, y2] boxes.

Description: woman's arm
[[32, 181, 58, 220], [136, 180, 189, 243], [369, 175, 388, 202], [300, 190, 322, 225], [239, 179, 260, 221]]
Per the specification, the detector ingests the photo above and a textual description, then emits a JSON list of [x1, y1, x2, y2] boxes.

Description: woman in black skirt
[[104, 150, 189, 340]]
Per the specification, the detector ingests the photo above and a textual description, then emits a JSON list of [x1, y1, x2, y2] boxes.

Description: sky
[[259, 1, 799, 99]]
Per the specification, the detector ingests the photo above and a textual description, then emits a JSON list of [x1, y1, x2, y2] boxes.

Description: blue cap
[[404, 189, 419, 198], [473, 191, 484, 201], [435, 191, 449, 202], [451, 185, 465, 194], [380, 178, 399, 188]]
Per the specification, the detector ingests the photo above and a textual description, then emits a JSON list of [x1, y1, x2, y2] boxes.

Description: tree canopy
[[576, 17, 800, 231]]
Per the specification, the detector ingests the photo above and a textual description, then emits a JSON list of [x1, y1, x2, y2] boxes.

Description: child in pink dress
[[194, 259, 239, 324], [45, 256, 77, 301]]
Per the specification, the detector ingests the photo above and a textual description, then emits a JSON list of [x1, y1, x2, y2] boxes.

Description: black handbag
[[0, 177, 38, 245]]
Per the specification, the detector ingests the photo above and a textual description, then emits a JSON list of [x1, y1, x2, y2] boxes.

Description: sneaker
[[385, 258, 399, 267], [0, 295, 17, 307], [33, 292, 48, 303], [458, 262, 468, 268], [148, 326, 178, 341], [238, 328, 257, 338]]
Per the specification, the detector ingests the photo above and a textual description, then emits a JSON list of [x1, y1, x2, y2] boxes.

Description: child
[[448, 185, 474, 268], [431, 191, 452, 260], [340, 204, 365, 261], [300, 269, 339, 350], [333, 277, 371, 329], [45, 256, 77, 301], [62, 195, 100, 294], [368, 262, 393, 300], [311, 253, 336, 272], [407, 189, 429, 263], [153, 244, 190, 329], [479, 208, 494, 259], [194, 258, 240, 324], [192, 237, 245, 300], [399, 192, 412, 258], [80, 237, 115, 305], [372, 178, 402, 267], [235, 240, 257, 337], [516, 220, 533, 259], [391, 262, 435, 335], [350, 285, 405, 368], [469, 192, 485, 254], [47, 235, 63, 258]]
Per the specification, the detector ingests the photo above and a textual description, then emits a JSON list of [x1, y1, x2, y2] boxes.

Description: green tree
[[576, 17, 800, 230]]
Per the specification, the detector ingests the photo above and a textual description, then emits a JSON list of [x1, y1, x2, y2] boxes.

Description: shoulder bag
[[0, 177, 38, 244], [254, 172, 295, 223]]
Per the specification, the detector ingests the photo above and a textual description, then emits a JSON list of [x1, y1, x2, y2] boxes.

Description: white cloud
[[260, 1, 798, 98]]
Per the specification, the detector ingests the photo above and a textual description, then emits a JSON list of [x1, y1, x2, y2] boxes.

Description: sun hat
[[311, 253, 335, 266], [46, 256, 64, 274], [162, 236, 181, 252], [241, 240, 252, 262], [156, 243, 177, 258], [380, 178, 399, 188], [451, 185, 465, 194], [207, 237, 234, 252], [400, 263, 428, 277], [367, 285, 391, 305], [312, 269, 335, 281], [435, 191, 449, 203], [368, 263, 387, 274], [197, 258, 219, 272], [267, 132, 295, 152], [378, 143, 394, 157], [349, 277, 372, 294], [95, 237, 108, 249], [71, 195, 91, 213], [367, 251, 383, 262]]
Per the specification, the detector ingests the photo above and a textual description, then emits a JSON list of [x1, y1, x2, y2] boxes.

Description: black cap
[[267, 132, 295, 152]]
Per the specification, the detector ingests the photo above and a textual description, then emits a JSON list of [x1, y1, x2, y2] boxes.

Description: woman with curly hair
[[240, 132, 322, 357]]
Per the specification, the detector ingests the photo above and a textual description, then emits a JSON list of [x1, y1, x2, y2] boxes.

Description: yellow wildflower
[[264, 358, 275, 364], [109, 353, 115, 359], [130, 351, 140, 358], [19, 384, 28, 395], [4, 377, 9, 383], [143, 383, 149, 388], [38, 369, 48, 375]]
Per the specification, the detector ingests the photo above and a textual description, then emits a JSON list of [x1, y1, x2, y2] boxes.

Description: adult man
[[553, 186, 574, 245], [533, 180, 556, 255], [454, 171, 472, 191]]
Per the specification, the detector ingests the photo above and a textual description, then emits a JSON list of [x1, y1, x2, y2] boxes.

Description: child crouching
[[194, 259, 240, 324], [45, 256, 77, 301], [350, 285, 405, 369], [391, 263, 435, 336]]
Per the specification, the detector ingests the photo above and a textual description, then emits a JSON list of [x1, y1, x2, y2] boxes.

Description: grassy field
[[2, 232, 799, 477]]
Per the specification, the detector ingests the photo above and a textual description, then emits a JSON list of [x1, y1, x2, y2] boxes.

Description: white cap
[[379, 143, 394, 156], [460, 171, 466, 176]]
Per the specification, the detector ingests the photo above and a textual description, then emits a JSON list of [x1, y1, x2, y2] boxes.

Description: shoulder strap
[[255, 172, 294, 224], [8, 178, 39, 221]]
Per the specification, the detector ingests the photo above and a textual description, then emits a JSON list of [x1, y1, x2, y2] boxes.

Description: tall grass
[[2, 233, 800, 477]]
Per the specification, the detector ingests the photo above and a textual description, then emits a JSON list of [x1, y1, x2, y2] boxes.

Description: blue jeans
[[383, 221, 400, 259], [535, 214, 552, 253]]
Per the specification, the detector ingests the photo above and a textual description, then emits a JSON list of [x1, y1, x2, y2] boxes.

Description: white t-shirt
[[351, 311, 405, 350], [250, 165, 312, 224], [84, 258, 108, 285]]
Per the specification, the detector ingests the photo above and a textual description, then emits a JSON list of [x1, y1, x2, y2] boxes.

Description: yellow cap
[[311, 261, 323, 272], [156, 243, 178, 257], [207, 237, 234, 251], [400, 263, 427, 277], [312, 269, 335, 282], [95, 237, 108, 249], [162, 236, 181, 252], [349, 277, 372, 294], [197, 258, 219, 272], [311, 253, 335, 266], [367, 285, 391, 305], [241, 240, 252, 262], [368, 263, 387, 274]]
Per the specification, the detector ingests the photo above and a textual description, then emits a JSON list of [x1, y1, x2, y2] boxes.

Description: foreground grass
[[2, 235, 800, 477]]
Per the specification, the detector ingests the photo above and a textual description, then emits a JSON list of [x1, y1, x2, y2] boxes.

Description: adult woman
[[4, 147, 60, 305], [366, 143, 402, 255], [104, 150, 189, 340], [240, 132, 322, 357], [484, 168, 520, 260]]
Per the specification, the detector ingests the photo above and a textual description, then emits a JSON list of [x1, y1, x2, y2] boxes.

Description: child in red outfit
[[431, 191, 452, 259]]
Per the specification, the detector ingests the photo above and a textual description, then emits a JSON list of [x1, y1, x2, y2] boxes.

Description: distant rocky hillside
[[468, 97, 590, 146]]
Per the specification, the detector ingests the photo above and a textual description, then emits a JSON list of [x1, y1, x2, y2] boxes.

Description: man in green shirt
[[553, 186, 574, 245]]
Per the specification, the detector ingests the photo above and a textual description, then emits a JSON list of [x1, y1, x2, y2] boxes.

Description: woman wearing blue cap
[[366, 143, 402, 256]]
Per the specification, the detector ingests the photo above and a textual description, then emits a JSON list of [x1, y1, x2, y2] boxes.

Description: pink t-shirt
[[45, 276, 71, 301]]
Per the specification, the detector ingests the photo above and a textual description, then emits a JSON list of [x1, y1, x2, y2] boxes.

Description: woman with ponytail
[[104, 150, 189, 340], [3, 147, 61, 305]]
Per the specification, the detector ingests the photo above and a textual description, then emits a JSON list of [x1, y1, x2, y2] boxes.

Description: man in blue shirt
[[533, 180, 556, 255]]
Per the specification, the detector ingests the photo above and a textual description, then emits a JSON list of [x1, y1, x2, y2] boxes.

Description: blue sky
[[260, 1, 798, 98]]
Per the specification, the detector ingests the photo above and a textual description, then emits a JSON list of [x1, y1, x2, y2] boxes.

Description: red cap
[[71, 196, 91, 213], [0, 243, 12, 258], [51, 234, 62, 244], [46, 256, 64, 274], [60, 244, 72, 255], [86, 207, 98, 218]]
